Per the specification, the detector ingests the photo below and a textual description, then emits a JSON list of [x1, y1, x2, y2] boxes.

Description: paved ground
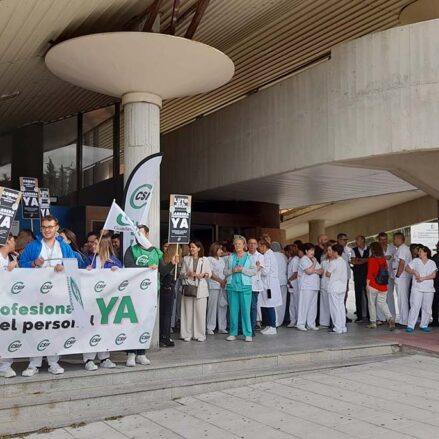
[[23, 353, 439, 439]]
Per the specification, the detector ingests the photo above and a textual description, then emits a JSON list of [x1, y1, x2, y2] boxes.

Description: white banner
[[0, 268, 157, 358], [123, 153, 162, 252]]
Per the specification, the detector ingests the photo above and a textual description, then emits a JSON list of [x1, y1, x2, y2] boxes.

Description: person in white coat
[[325, 243, 348, 334], [377, 232, 397, 320], [405, 245, 437, 332], [206, 242, 227, 334], [247, 238, 264, 336], [393, 232, 412, 326], [297, 243, 323, 331], [180, 241, 212, 342], [287, 244, 301, 328], [258, 238, 282, 335], [272, 242, 288, 327], [319, 246, 332, 328]]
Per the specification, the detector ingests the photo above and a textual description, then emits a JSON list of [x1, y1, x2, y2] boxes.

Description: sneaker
[[0, 367, 16, 378], [376, 320, 384, 326], [406, 327, 414, 333], [388, 318, 396, 331], [245, 336, 253, 342], [367, 323, 377, 329], [218, 329, 228, 334], [296, 325, 307, 332], [420, 326, 431, 333], [22, 367, 39, 377], [226, 335, 236, 341], [307, 326, 319, 331], [196, 337, 206, 342], [85, 360, 98, 371], [126, 353, 136, 367], [261, 326, 277, 335], [160, 339, 175, 347], [182, 337, 191, 342], [354, 318, 363, 323], [100, 359, 116, 369], [287, 323, 296, 328], [207, 329, 215, 335], [135, 355, 151, 365], [48, 363, 64, 375]]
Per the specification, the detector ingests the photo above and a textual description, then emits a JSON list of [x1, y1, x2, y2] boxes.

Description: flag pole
[[174, 243, 179, 281], [90, 229, 104, 268]]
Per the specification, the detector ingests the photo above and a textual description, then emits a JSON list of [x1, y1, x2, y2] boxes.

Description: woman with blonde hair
[[224, 236, 257, 341], [207, 242, 228, 334]]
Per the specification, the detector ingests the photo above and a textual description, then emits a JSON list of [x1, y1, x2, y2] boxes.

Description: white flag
[[104, 200, 152, 249]]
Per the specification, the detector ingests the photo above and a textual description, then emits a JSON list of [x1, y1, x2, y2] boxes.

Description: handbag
[[375, 259, 389, 285], [182, 259, 203, 297]]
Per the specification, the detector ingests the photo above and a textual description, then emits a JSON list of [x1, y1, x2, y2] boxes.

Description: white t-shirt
[[249, 251, 264, 292], [408, 258, 437, 293], [39, 240, 63, 267], [342, 246, 352, 279], [287, 256, 300, 293], [327, 257, 348, 293], [274, 252, 288, 286], [320, 258, 330, 292], [207, 256, 226, 289], [299, 256, 321, 291], [393, 243, 412, 279], [384, 244, 397, 279], [0, 253, 9, 269]]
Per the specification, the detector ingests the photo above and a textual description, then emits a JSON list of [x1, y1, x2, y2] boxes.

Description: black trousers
[[354, 278, 368, 320], [160, 286, 175, 341], [432, 287, 439, 324]]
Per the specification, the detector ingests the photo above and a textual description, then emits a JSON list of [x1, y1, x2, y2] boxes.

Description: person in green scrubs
[[224, 236, 258, 342]]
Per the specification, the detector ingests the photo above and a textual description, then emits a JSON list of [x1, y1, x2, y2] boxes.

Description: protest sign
[[0, 267, 157, 358], [168, 194, 192, 244], [0, 187, 21, 246], [20, 177, 39, 219], [39, 187, 51, 218]]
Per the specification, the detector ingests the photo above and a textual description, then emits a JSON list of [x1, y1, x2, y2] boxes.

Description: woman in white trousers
[[180, 241, 212, 342], [325, 244, 348, 334], [297, 243, 323, 331], [405, 245, 437, 333], [319, 250, 331, 328], [287, 245, 300, 328], [206, 243, 227, 334], [271, 242, 288, 327]]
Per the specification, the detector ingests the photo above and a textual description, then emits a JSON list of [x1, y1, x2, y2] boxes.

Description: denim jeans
[[262, 307, 276, 327], [251, 291, 260, 330]]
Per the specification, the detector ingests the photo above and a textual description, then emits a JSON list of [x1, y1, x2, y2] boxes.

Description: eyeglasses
[[41, 225, 56, 230]]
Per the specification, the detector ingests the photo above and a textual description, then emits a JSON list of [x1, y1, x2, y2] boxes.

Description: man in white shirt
[[247, 238, 264, 336], [0, 235, 19, 378], [377, 232, 397, 319], [392, 232, 412, 326], [271, 242, 288, 327], [337, 233, 352, 322]]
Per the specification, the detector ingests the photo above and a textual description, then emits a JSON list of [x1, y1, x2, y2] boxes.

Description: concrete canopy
[[45, 32, 234, 103]]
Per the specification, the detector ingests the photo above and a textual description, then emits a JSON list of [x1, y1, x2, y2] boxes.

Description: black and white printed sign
[[168, 194, 192, 244], [20, 177, 39, 219], [0, 187, 21, 246], [39, 188, 51, 218]]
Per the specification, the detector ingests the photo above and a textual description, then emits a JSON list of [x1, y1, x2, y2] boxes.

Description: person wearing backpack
[[366, 241, 395, 330]]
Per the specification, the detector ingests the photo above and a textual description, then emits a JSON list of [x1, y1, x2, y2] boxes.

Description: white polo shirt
[[393, 243, 412, 279], [40, 240, 63, 268], [299, 256, 321, 291], [327, 257, 348, 294], [249, 250, 264, 292], [408, 258, 437, 293], [287, 256, 300, 293]]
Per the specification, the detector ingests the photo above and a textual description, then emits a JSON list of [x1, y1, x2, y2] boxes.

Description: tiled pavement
[[26, 353, 439, 439]]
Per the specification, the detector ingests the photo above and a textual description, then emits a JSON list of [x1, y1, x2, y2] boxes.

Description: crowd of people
[[0, 214, 438, 380]]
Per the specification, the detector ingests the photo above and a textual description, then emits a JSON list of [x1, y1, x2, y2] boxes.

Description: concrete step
[[1, 342, 402, 436]]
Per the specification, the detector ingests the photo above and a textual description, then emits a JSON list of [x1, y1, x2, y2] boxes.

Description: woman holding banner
[[180, 240, 212, 342], [83, 235, 120, 371]]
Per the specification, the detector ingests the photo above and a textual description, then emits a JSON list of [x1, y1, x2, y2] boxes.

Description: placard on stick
[[20, 177, 39, 219], [39, 187, 51, 218], [168, 194, 192, 244], [0, 187, 22, 246]]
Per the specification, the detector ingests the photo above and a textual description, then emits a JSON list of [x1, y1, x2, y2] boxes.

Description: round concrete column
[[308, 220, 325, 244]]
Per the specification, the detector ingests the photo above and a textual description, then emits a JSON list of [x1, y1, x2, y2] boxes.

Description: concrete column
[[308, 219, 325, 244], [123, 94, 162, 351], [123, 96, 161, 246]]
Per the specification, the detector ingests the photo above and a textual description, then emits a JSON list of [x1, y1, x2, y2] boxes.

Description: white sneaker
[[226, 335, 236, 341], [126, 353, 136, 367], [245, 336, 253, 342], [218, 329, 228, 334], [207, 329, 215, 335], [48, 363, 64, 375], [196, 337, 206, 342], [85, 360, 98, 371], [22, 367, 39, 377], [296, 325, 307, 332], [287, 323, 296, 328], [0, 367, 16, 378], [182, 337, 191, 342], [261, 326, 277, 335], [136, 355, 151, 365], [100, 359, 116, 369], [307, 326, 319, 331], [260, 327, 269, 334]]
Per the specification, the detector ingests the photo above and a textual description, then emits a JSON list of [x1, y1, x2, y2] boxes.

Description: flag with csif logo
[[104, 200, 152, 249]]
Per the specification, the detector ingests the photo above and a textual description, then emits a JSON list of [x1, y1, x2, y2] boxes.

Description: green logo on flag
[[116, 213, 130, 226], [11, 282, 25, 295], [8, 340, 22, 352], [94, 281, 106, 293], [68, 276, 84, 309], [140, 279, 151, 290], [89, 334, 101, 347], [64, 337, 77, 349], [37, 339, 50, 352], [115, 333, 127, 345], [40, 281, 53, 294], [118, 280, 129, 291], [139, 332, 150, 344], [130, 184, 152, 209]]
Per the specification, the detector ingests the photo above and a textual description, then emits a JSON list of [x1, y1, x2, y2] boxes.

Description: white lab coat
[[259, 249, 282, 308]]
